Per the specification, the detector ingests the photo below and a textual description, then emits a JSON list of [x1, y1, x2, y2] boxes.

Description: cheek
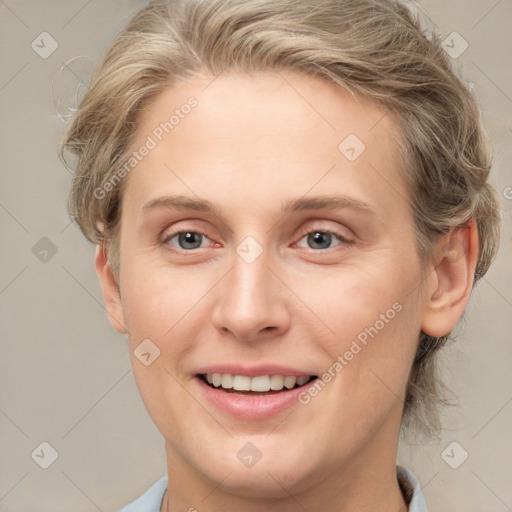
[[120, 254, 207, 341], [298, 261, 423, 413], [303, 263, 420, 351], [121, 265, 201, 438]]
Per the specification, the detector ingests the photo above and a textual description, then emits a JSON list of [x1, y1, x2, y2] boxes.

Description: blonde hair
[[59, 0, 501, 438]]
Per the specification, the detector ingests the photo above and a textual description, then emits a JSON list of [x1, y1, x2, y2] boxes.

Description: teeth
[[221, 374, 233, 389], [297, 376, 309, 386], [232, 375, 251, 391], [251, 375, 270, 392], [283, 376, 297, 389], [212, 373, 222, 387], [204, 373, 313, 391], [270, 375, 284, 390]]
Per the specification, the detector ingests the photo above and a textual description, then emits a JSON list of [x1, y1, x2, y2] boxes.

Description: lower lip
[[194, 376, 316, 420]]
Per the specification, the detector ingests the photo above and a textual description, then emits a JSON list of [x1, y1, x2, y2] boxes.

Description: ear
[[421, 219, 479, 338], [94, 242, 128, 335]]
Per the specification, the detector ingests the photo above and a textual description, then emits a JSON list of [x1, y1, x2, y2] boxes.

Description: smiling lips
[[195, 375, 318, 419], [193, 365, 319, 418], [201, 373, 315, 392]]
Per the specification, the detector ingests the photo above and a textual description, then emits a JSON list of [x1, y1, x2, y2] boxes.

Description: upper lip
[[195, 364, 317, 378]]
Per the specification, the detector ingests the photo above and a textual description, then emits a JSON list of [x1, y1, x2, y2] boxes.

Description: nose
[[211, 244, 291, 344]]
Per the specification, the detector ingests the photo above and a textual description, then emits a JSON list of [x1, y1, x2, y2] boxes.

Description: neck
[[162, 478, 407, 512]]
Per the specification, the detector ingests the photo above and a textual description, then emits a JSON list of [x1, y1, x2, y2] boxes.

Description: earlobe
[[421, 220, 479, 338], [94, 243, 128, 335]]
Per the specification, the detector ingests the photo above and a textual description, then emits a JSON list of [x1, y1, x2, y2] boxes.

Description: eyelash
[[161, 227, 354, 252]]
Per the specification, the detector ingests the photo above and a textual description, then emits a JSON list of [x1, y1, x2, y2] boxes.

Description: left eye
[[296, 230, 351, 250]]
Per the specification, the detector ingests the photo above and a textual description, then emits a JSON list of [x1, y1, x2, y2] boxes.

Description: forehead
[[123, 70, 407, 220], [135, 69, 398, 147]]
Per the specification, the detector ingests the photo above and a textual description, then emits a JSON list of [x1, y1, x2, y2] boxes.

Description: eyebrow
[[141, 194, 375, 216]]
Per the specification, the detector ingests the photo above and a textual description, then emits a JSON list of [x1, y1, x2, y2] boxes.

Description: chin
[[191, 440, 324, 499], [207, 465, 310, 499]]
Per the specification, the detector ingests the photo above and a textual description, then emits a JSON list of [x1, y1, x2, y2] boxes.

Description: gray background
[[0, 1, 511, 510]]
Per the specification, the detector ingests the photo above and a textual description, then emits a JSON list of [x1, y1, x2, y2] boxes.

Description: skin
[[95, 70, 478, 511]]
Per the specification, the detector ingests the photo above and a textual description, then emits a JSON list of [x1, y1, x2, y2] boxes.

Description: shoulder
[[397, 465, 430, 512], [117, 475, 168, 512]]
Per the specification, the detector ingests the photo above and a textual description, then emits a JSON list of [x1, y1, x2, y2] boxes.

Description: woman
[[59, 0, 501, 510]]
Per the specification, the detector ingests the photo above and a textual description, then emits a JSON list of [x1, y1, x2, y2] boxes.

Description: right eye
[[162, 230, 214, 251]]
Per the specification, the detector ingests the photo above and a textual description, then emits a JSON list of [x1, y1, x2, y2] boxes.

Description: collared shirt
[[118, 465, 429, 511]]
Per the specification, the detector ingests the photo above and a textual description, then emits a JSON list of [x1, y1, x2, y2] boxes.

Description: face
[[106, 70, 431, 497]]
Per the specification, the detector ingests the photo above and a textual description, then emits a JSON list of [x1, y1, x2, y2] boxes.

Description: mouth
[[198, 373, 318, 396]]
